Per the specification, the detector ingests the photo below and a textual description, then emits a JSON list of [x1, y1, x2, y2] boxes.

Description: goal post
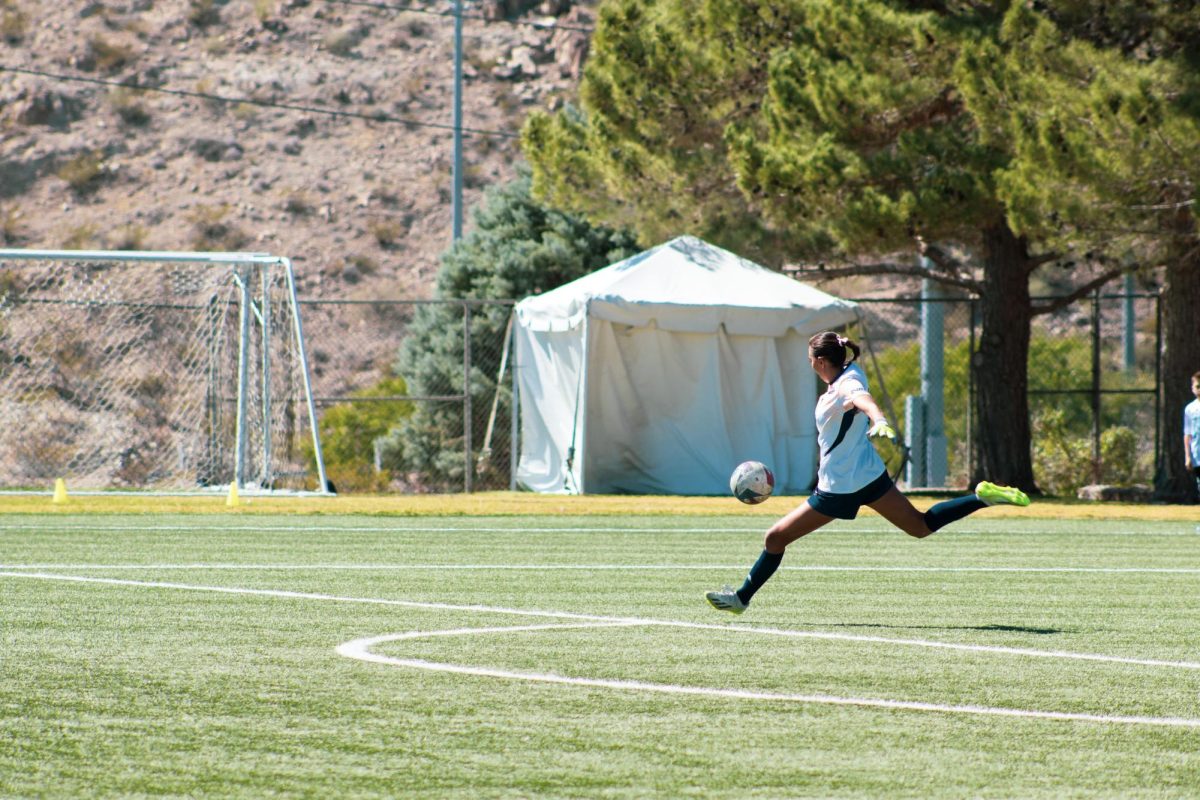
[[0, 248, 330, 494]]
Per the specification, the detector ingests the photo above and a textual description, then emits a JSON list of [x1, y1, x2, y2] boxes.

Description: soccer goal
[[0, 249, 329, 494]]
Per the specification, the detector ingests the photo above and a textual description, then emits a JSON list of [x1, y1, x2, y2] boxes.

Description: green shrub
[[253, 0, 275, 22], [368, 217, 404, 247], [1099, 426, 1140, 486], [109, 87, 150, 125], [283, 190, 314, 216], [57, 151, 106, 194], [232, 102, 259, 122], [303, 376, 413, 493], [61, 223, 102, 250], [188, 205, 248, 251], [1, 6, 27, 44], [111, 223, 149, 251], [187, 0, 220, 27], [324, 26, 366, 56], [0, 205, 23, 244], [88, 35, 134, 73], [1032, 407, 1093, 496]]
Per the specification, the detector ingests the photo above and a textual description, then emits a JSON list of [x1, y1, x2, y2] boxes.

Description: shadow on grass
[[808, 622, 1066, 635]]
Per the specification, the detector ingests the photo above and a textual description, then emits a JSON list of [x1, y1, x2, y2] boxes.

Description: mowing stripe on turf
[[337, 625, 1200, 729], [3, 563, 1200, 573], [4, 571, 1199, 670]]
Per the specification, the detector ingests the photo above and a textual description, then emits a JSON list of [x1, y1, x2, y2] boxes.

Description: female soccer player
[[705, 330, 1030, 614]]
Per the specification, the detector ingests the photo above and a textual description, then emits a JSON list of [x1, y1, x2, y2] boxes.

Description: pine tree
[[377, 171, 638, 490], [958, 4, 1200, 499]]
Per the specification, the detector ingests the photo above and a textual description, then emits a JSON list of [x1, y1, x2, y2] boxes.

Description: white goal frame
[[0, 248, 330, 495]]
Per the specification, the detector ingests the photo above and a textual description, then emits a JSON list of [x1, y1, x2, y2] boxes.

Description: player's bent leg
[[764, 502, 835, 553], [867, 486, 933, 538], [705, 503, 833, 614]]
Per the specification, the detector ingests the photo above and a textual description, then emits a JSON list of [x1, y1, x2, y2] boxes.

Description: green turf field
[[3, 511, 1199, 798]]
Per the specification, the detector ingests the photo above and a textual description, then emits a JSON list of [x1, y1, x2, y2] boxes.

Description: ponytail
[[808, 331, 860, 368]]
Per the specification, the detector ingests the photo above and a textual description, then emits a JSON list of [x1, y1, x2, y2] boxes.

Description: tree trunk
[[971, 221, 1039, 493], [1154, 216, 1200, 502]]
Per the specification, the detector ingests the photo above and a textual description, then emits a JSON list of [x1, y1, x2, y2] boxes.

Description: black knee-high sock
[[736, 549, 783, 605], [923, 494, 988, 533]]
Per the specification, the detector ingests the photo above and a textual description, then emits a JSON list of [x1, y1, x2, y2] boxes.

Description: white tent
[[514, 235, 859, 495]]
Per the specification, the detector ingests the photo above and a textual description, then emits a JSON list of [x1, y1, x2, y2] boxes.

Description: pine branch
[[1028, 251, 1061, 268], [857, 86, 964, 149], [786, 259, 982, 293], [1031, 266, 1127, 315]]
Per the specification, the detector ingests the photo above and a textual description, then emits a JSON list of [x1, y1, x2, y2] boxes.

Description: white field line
[[0, 523, 880, 534], [3, 563, 1200, 574], [337, 625, 1200, 729], [0, 520, 1195, 537], [0, 523, 1195, 536], [4, 571, 1200, 671]]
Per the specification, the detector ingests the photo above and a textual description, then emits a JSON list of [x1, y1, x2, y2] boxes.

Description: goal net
[[0, 249, 329, 494]]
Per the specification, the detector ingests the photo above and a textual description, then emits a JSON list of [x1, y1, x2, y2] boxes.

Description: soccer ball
[[730, 460, 774, 504]]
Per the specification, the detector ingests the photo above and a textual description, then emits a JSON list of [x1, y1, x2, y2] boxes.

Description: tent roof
[[515, 235, 858, 336]]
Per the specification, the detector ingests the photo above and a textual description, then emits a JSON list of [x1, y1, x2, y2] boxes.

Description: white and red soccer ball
[[729, 460, 774, 504]]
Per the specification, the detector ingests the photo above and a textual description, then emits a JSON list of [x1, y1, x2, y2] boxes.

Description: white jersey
[[814, 363, 886, 493], [1185, 398, 1200, 464]]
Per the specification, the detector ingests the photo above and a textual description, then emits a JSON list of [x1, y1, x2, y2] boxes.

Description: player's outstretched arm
[[851, 392, 895, 439]]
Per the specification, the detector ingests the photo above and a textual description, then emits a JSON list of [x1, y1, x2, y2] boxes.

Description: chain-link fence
[[298, 298, 516, 494], [308, 290, 1159, 495], [1025, 289, 1159, 494], [848, 289, 1159, 494]]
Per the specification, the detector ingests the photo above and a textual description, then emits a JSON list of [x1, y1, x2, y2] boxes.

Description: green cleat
[[705, 585, 747, 615], [975, 481, 1030, 507]]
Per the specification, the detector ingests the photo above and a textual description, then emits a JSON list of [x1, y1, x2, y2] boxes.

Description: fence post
[[510, 315, 519, 491], [1154, 292, 1163, 480], [1091, 287, 1102, 484], [905, 394, 926, 488], [1122, 273, 1136, 373], [920, 276, 947, 487], [968, 298, 977, 483], [463, 300, 472, 493]]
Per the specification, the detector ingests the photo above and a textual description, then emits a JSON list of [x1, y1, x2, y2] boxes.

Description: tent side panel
[[776, 332, 819, 493], [514, 320, 585, 493], [583, 323, 817, 495]]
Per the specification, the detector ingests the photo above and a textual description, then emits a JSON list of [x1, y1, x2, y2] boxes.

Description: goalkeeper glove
[[868, 419, 897, 440]]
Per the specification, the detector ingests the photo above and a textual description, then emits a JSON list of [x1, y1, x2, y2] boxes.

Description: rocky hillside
[[0, 0, 593, 299]]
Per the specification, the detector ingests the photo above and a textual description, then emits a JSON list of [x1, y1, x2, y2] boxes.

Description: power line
[[323, 0, 596, 34], [0, 64, 520, 139]]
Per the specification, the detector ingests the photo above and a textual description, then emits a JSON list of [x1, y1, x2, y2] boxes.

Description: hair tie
[[836, 335, 848, 346]]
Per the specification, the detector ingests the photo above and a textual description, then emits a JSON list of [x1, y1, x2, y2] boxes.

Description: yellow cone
[[52, 478, 69, 504], [226, 481, 241, 508]]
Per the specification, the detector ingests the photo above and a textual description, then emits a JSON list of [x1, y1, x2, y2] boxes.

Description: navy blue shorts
[[806, 470, 894, 520]]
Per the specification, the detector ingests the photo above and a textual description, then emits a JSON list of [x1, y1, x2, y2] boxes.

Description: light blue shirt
[[1185, 398, 1200, 465], [814, 363, 886, 493]]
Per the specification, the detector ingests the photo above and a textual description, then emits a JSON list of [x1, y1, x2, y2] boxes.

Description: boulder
[[1076, 484, 1155, 503]]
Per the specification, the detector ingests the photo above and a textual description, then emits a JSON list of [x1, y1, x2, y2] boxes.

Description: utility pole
[[452, 0, 464, 241]]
